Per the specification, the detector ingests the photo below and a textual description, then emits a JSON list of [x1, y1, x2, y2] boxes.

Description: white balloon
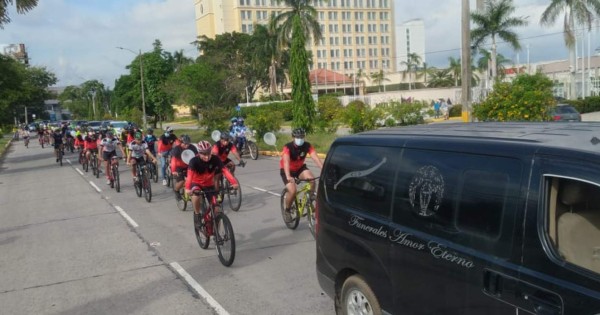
[[211, 130, 221, 142], [181, 149, 195, 165], [263, 132, 277, 146], [70, 130, 76, 137]]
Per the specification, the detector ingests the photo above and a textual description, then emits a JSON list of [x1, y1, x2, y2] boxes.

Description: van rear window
[[323, 145, 399, 218]]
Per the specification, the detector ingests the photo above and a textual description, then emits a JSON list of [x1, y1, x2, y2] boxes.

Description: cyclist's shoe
[[106, 179, 111, 185], [175, 191, 182, 201], [133, 176, 138, 182], [162, 179, 167, 186], [56, 158, 59, 163], [217, 194, 223, 203], [284, 207, 293, 223], [194, 212, 202, 229]]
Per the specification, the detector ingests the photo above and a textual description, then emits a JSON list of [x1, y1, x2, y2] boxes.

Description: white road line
[[114, 206, 139, 228], [169, 262, 230, 315], [76, 168, 84, 176], [66, 159, 72, 165], [89, 181, 102, 193], [249, 186, 281, 197]]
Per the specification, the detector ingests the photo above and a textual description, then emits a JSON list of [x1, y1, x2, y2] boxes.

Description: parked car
[[550, 104, 581, 122], [87, 121, 102, 132], [108, 121, 130, 135], [316, 122, 600, 315]]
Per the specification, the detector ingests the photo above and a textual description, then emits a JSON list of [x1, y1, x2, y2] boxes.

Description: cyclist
[[158, 126, 178, 185], [280, 128, 323, 221], [144, 128, 157, 157], [51, 128, 64, 163], [99, 131, 126, 185], [170, 134, 197, 200], [211, 131, 244, 188], [126, 131, 158, 182], [83, 131, 99, 166], [187, 141, 239, 227]]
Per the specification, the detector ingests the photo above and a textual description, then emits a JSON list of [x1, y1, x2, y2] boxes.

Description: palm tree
[[427, 69, 455, 88], [471, 0, 528, 81], [448, 57, 462, 86], [0, 0, 38, 27], [172, 49, 193, 72], [418, 62, 436, 86], [400, 53, 422, 90], [540, 0, 600, 99], [477, 49, 512, 80], [274, 0, 323, 132], [254, 14, 285, 96], [370, 70, 390, 92]]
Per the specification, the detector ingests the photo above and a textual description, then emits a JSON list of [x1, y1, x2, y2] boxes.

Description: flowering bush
[[473, 73, 556, 121], [342, 100, 382, 133]]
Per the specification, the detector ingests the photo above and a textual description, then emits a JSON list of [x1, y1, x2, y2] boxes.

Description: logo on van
[[408, 166, 444, 217], [334, 158, 387, 190]]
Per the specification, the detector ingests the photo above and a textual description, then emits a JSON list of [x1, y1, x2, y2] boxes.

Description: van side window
[[323, 145, 399, 218], [392, 149, 522, 256], [548, 177, 600, 274]]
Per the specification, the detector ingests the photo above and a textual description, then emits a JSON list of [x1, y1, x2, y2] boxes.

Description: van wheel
[[340, 275, 381, 315]]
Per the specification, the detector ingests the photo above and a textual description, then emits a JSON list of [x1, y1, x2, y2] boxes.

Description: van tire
[[340, 275, 381, 315]]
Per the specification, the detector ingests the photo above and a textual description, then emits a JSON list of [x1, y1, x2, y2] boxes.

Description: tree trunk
[[491, 37, 497, 81], [269, 59, 277, 96]]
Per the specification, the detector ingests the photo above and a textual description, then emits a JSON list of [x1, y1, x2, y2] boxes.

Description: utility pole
[[461, 0, 472, 122]]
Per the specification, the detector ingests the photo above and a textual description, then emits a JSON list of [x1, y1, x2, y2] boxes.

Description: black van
[[316, 122, 600, 315]]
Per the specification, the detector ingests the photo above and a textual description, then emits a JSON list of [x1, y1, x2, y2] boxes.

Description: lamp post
[[117, 47, 147, 129], [90, 88, 97, 119]]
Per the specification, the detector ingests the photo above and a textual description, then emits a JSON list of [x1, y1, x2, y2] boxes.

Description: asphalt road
[[0, 135, 332, 315]]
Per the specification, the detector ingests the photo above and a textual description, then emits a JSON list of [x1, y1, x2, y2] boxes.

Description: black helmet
[[292, 128, 306, 138], [220, 132, 230, 140], [146, 127, 153, 134], [180, 134, 191, 144]]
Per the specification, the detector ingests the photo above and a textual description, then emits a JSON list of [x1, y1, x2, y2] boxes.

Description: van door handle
[[523, 294, 561, 315], [483, 270, 503, 296]]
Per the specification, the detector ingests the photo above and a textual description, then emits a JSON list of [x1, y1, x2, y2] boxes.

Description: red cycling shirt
[[211, 142, 238, 162], [185, 155, 238, 189], [279, 142, 316, 173]]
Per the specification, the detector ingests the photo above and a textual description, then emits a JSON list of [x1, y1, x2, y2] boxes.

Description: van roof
[[352, 122, 600, 154]]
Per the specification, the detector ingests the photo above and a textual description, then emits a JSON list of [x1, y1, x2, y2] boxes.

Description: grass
[[0, 135, 11, 159]]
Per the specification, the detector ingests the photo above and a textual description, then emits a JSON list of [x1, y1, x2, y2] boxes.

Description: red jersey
[[84, 136, 98, 150], [279, 142, 316, 173], [185, 155, 237, 189], [170, 145, 198, 172], [211, 142, 238, 162]]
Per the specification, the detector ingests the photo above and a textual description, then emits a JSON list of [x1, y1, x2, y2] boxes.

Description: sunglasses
[[199, 151, 211, 156]]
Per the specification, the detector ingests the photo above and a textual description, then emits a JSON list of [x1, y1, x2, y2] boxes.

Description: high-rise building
[[194, 0, 396, 77], [3, 43, 29, 65], [396, 19, 425, 71]]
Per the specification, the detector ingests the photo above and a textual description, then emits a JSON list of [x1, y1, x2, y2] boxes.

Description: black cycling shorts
[[279, 164, 309, 185], [102, 150, 117, 161]]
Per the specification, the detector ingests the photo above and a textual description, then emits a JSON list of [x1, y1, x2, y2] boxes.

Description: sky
[[1, 0, 598, 89]]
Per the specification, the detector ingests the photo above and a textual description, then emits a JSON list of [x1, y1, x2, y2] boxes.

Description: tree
[[471, 0, 528, 81], [477, 49, 512, 80], [448, 57, 462, 86], [370, 70, 390, 92], [253, 14, 287, 97], [540, 0, 600, 98], [0, 0, 38, 28], [400, 53, 422, 90], [274, 0, 323, 133], [427, 69, 455, 88]]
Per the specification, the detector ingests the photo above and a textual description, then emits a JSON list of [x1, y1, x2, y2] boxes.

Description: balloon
[[211, 130, 221, 142], [181, 149, 195, 165], [263, 132, 277, 146]]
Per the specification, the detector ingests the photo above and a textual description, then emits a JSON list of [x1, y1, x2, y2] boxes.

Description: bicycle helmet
[[134, 131, 142, 140], [230, 117, 238, 123], [146, 127, 153, 134], [196, 140, 212, 154], [292, 128, 306, 138], [179, 134, 191, 144], [220, 132, 230, 140]]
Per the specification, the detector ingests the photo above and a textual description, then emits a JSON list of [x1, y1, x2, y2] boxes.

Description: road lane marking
[[114, 206, 139, 228], [76, 168, 84, 176], [249, 186, 281, 197], [66, 159, 72, 165], [89, 181, 102, 193], [169, 262, 230, 315]]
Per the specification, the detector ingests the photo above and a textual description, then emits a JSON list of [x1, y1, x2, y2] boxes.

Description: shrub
[[564, 96, 600, 113], [473, 73, 555, 121], [317, 95, 343, 122], [342, 100, 382, 133], [240, 101, 293, 121], [377, 100, 425, 126], [199, 106, 229, 136], [246, 109, 283, 140], [449, 105, 462, 117]]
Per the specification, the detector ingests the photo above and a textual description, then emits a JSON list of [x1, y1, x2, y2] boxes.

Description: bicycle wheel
[[215, 213, 236, 267], [280, 188, 300, 230], [83, 158, 89, 172], [151, 163, 158, 183], [194, 210, 210, 249], [176, 189, 187, 211], [248, 141, 258, 160], [306, 198, 316, 237], [135, 174, 142, 197], [94, 157, 100, 178], [166, 168, 172, 187], [225, 177, 242, 212], [59, 150, 63, 166], [143, 169, 152, 202], [113, 165, 120, 192]]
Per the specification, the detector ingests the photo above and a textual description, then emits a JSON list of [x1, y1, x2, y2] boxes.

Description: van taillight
[[553, 115, 561, 121]]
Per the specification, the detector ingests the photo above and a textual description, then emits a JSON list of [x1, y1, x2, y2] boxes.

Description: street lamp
[[117, 46, 147, 129], [90, 88, 97, 119]]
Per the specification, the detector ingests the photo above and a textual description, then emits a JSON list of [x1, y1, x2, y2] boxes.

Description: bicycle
[[108, 156, 121, 192], [38, 134, 44, 148], [23, 135, 29, 148], [193, 189, 236, 267], [90, 151, 100, 178], [133, 160, 152, 203], [147, 158, 159, 183], [163, 153, 173, 187], [233, 130, 258, 160], [54, 145, 64, 166], [65, 137, 75, 153], [280, 177, 319, 237], [218, 161, 244, 212]]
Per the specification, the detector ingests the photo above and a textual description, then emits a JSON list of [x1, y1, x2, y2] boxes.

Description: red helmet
[[196, 140, 212, 154]]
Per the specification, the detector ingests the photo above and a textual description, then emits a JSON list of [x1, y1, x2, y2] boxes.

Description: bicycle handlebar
[[238, 160, 246, 167]]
